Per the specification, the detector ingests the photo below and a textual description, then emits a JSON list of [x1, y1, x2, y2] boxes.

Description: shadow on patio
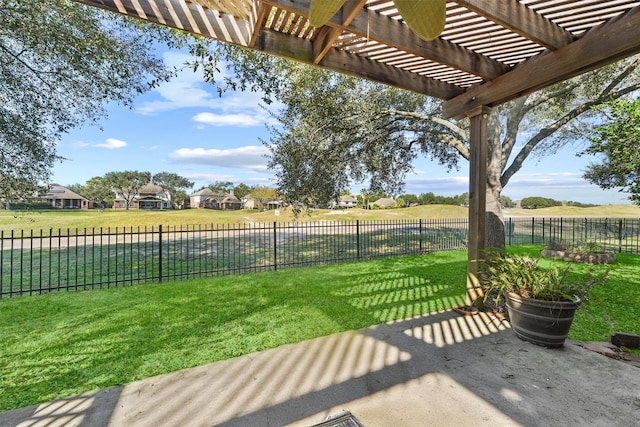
[[2, 309, 638, 426]]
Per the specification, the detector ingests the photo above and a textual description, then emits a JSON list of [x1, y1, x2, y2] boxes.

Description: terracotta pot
[[505, 291, 581, 348]]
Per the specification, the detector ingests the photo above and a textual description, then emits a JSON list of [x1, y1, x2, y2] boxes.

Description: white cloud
[[170, 145, 269, 171], [73, 138, 128, 149], [135, 52, 278, 129], [181, 172, 272, 187], [192, 112, 270, 127], [94, 138, 128, 149]]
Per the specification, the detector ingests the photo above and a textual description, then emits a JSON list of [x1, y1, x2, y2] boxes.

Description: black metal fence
[[2, 217, 638, 298], [1, 219, 467, 298], [504, 217, 640, 253]]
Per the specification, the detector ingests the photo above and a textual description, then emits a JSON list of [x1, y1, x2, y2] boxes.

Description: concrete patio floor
[[2, 310, 639, 426]]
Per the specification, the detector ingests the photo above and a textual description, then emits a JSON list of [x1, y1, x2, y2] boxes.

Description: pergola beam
[[257, 29, 466, 100], [78, 0, 252, 45], [456, 0, 575, 50], [443, 5, 640, 118], [264, 0, 510, 80], [312, 0, 365, 64]]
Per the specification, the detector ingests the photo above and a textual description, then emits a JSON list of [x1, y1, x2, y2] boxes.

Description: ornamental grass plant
[[482, 248, 607, 303]]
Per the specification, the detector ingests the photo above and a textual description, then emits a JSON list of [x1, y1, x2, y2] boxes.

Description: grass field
[[1, 204, 638, 234], [1, 246, 638, 412]]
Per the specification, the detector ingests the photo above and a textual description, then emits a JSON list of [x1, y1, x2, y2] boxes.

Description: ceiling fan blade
[[394, 0, 446, 41], [308, 0, 347, 28]]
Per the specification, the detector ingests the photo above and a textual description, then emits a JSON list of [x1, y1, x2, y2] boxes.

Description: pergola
[[74, 0, 640, 302]]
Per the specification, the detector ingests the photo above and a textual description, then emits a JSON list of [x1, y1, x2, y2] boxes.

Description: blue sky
[[53, 49, 630, 205]]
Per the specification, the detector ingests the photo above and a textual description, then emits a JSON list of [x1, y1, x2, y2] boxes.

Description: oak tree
[[582, 99, 640, 203], [208, 47, 640, 247]]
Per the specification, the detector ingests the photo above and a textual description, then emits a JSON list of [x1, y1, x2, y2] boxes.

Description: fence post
[[273, 222, 277, 271], [584, 218, 588, 243], [356, 220, 361, 260], [619, 219, 623, 253], [158, 224, 163, 283], [531, 217, 535, 244], [419, 219, 423, 252]]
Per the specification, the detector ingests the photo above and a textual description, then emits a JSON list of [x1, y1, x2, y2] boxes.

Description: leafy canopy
[[582, 99, 640, 203], [0, 0, 205, 198], [207, 45, 640, 211]]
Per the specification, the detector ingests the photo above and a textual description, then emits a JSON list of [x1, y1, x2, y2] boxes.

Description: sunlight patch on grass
[[0, 251, 467, 411]]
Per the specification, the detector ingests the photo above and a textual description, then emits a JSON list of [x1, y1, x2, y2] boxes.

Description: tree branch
[[0, 43, 54, 90], [380, 109, 470, 159], [501, 81, 640, 187]]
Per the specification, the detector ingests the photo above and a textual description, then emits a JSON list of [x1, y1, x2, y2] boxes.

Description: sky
[[52, 49, 631, 206]]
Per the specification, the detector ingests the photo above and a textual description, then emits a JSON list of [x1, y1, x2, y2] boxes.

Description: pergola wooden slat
[[73, 0, 640, 304]]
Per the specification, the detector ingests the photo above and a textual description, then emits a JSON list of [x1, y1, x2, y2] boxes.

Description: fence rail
[[2, 217, 638, 298]]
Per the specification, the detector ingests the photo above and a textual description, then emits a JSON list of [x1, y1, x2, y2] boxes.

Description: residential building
[[190, 189, 242, 210], [113, 182, 171, 210], [43, 185, 93, 209], [330, 195, 358, 209], [369, 198, 396, 209]]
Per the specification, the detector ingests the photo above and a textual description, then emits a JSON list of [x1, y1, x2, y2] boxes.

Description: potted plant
[[482, 250, 607, 348]]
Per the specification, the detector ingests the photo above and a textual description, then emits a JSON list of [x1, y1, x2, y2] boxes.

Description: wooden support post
[[466, 106, 491, 306]]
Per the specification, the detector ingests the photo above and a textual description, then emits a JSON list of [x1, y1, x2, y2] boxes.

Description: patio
[[13, 2, 637, 425], [2, 310, 638, 426]]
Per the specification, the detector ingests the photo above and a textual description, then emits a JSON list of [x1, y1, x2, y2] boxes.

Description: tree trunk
[[486, 183, 505, 250], [485, 108, 505, 250]]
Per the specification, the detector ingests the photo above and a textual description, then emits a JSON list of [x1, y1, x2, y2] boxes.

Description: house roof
[[192, 188, 216, 196], [73, 0, 640, 119], [372, 197, 396, 207], [140, 183, 164, 194], [44, 185, 88, 201], [340, 195, 357, 202], [192, 189, 241, 202]]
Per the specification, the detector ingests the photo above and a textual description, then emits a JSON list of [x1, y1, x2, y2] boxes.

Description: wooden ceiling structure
[[74, 0, 640, 301]]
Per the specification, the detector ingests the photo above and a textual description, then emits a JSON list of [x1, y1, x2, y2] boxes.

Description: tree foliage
[[581, 99, 640, 203], [0, 0, 197, 198], [153, 172, 194, 208], [104, 171, 151, 210], [233, 183, 251, 199], [204, 46, 640, 246], [520, 197, 562, 209], [249, 185, 277, 204], [206, 181, 234, 194], [82, 176, 114, 208]]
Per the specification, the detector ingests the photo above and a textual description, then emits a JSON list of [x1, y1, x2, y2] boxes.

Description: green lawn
[[3, 203, 637, 235], [0, 205, 470, 234], [1, 247, 638, 412]]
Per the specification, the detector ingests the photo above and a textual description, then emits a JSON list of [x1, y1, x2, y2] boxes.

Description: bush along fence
[[1, 217, 638, 298]]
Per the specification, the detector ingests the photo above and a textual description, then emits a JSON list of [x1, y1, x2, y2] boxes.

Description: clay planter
[[505, 291, 581, 348], [540, 249, 615, 264]]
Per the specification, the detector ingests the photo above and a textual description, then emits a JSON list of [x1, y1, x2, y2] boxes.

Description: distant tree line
[[66, 173, 276, 209], [353, 190, 517, 209], [520, 197, 599, 209]]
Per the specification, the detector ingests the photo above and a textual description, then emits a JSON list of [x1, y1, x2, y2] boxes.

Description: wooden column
[[466, 106, 491, 306]]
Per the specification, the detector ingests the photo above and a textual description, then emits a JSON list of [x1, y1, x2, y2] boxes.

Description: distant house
[[241, 197, 285, 210], [330, 195, 358, 209], [369, 197, 396, 209], [114, 182, 171, 210], [43, 185, 93, 209], [190, 189, 242, 210], [266, 200, 284, 210]]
